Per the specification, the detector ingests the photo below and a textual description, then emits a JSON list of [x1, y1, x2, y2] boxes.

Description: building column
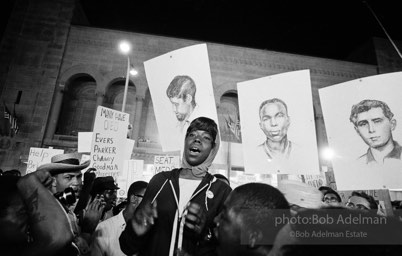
[[43, 83, 65, 141], [96, 89, 105, 106]]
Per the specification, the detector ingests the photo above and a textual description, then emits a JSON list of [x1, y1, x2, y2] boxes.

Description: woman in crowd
[[120, 117, 232, 256]]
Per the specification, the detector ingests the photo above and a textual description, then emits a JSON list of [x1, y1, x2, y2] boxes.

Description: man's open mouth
[[190, 147, 201, 153]]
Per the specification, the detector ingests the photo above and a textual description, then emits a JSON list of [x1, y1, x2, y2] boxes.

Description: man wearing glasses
[[322, 188, 342, 207], [91, 180, 148, 256], [345, 191, 378, 211]]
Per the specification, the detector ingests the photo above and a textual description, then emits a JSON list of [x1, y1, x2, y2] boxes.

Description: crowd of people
[[1, 116, 402, 256]]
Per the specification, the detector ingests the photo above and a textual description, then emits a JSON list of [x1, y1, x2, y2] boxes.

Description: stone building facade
[[0, 0, 401, 176]]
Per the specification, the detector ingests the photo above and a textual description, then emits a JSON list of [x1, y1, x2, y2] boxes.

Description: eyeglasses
[[323, 196, 339, 203], [345, 202, 369, 210]]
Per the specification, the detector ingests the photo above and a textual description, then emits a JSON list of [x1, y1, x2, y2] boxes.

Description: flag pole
[[363, 1, 402, 59]]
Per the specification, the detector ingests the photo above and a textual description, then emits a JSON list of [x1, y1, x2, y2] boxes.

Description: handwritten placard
[[154, 155, 180, 173], [26, 147, 64, 174], [78, 132, 93, 152], [91, 106, 129, 177]]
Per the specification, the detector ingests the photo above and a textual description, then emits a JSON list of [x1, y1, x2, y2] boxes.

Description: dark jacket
[[119, 168, 232, 256]]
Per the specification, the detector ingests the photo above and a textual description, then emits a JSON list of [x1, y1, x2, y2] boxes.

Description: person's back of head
[[215, 182, 290, 256], [0, 175, 29, 250]]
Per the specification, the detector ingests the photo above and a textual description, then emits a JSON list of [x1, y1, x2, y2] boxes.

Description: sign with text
[[91, 106, 129, 177], [154, 155, 180, 173], [26, 147, 64, 174]]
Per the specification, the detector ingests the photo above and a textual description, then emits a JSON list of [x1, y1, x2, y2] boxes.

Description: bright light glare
[[119, 41, 131, 54], [130, 69, 138, 76], [321, 147, 335, 161]]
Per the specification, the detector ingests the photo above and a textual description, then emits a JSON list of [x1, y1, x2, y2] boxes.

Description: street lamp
[[119, 41, 137, 112]]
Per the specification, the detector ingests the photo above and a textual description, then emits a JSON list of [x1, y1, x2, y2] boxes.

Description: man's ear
[[185, 94, 193, 104], [50, 176, 57, 193], [248, 230, 263, 249], [391, 119, 397, 131]]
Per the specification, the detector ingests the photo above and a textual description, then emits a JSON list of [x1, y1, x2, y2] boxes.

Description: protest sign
[[90, 106, 129, 177], [26, 147, 64, 173], [154, 155, 180, 174]]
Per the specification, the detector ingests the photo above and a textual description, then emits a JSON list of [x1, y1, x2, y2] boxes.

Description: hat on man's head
[[37, 152, 90, 175], [90, 176, 120, 196], [278, 180, 323, 209]]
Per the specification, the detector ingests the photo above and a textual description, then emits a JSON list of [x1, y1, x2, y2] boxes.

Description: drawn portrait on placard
[[319, 71, 402, 190], [350, 99, 401, 165], [166, 75, 200, 138], [238, 69, 320, 175], [144, 44, 219, 153]]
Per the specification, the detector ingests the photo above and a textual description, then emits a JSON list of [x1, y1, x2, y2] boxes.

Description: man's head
[[346, 191, 378, 211], [90, 176, 120, 211], [166, 75, 197, 122], [259, 98, 290, 143], [126, 180, 148, 210], [322, 188, 342, 206], [0, 175, 29, 245], [38, 153, 89, 198], [214, 183, 290, 256], [350, 99, 396, 149]]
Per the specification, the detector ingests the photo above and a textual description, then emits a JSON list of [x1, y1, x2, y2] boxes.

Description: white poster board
[[144, 43, 219, 153], [238, 70, 320, 174], [26, 147, 64, 173], [90, 106, 129, 178], [154, 155, 180, 173], [117, 159, 144, 198], [319, 71, 402, 190], [78, 132, 93, 152]]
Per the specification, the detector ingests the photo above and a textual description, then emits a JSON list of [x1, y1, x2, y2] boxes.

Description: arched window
[[56, 75, 97, 136], [219, 92, 242, 143], [104, 80, 136, 128]]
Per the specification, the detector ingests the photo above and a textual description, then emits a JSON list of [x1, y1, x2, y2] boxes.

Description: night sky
[[78, 0, 402, 62], [1, 0, 401, 62]]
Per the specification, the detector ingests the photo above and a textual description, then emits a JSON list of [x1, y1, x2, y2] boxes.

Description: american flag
[[225, 115, 241, 141], [3, 102, 19, 135]]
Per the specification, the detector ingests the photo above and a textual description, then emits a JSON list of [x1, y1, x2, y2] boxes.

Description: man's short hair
[[231, 183, 290, 246], [349, 99, 394, 126], [351, 191, 378, 210], [127, 181, 148, 198], [259, 98, 288, 119], [323, 188, 342, 203], [166, 75, 196, 104], [185, 117, 218, 148]]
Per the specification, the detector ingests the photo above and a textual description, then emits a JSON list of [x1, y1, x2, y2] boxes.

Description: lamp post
[[119, 41, 138, 112]]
